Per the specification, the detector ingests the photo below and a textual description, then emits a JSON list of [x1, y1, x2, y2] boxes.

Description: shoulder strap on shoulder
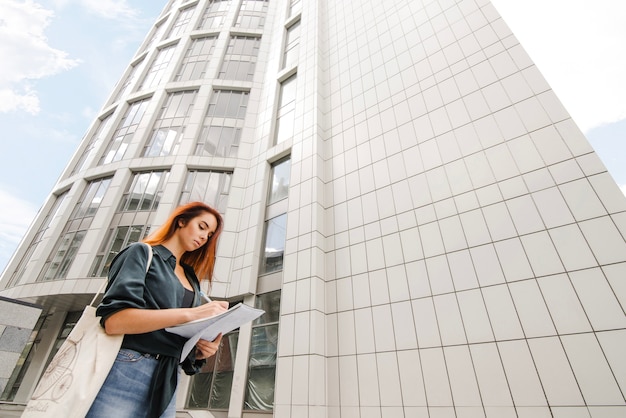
[[144, 243, 153, 273]]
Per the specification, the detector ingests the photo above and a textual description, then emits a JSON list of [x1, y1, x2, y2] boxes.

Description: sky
[[0, 0, 625, 275]]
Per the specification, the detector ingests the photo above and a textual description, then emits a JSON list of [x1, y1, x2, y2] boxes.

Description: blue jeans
[[86, 349, 177, 418]]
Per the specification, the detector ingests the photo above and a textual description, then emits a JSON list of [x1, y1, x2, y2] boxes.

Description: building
[[1, 0, 625, 416]]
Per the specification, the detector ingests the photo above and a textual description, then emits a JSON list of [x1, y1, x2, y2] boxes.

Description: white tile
[[433, 293, 467, 345], [527, 336, 585, 406], [419, 221, 446, 257], [339, 355, 360, 406], [516, 407, 553, 418], [506, 195, 545, 234], [493, 238, 534, 282], [506, 134, 544, 173], [357, 353, 380, 406], [551, 407, 591, 418], [426, 255, 455, 295], [548, 224, 598, 271], [596, 330, 626, 398], [448, 250, 480, 291], [522, 168, 556, 193], [509, 279, 556, 337], [587, 406, 626, 418], [559, 179, 606, 221], [537, 274, 592, 334], [420, 348, 453, 406], [470, 244, 506, 287], [426, 166, 453, 201], [383, 233, 405, 268], [500, 72, 533, 104], [537, 90, 569, 124], [465, 152, 496, 188], [457, 289, 494, 343], [406, 260, 432, 299], [369, 269, 391, 306], [474, 115, 504, 149], [549, 159, 584, 185], [294, 311, 311, 355], [387, 264, 411, 303], [377, 352, 404, 406], [498, 340, 547, 406], [569, 268, 626, 331], [602, 263, 626, 313], [366, 238, 386, 271], [588, 172, 626, 214], [408, 173, 432, 208], [482, 284, 524, 340], [515, 96, 552, 132], [412, 298, 442, 348], [470, 343, 514, 406], [460, 208, 491, 246], [530, 125, 572, 165], [444, 345, 482, 406], [420, 139, 443, 170], [482, 202, 517, 240], [532, 187, 575, 228], [292, 355, 309, 404], [579, 217, 626, 264], [397, 350, 428, 406], [520, 231, 565, 277], [561, 333, 625, 405], [400, 227, 425, 262], [485, 143, 519, 181], [372, 304, 396, 352], [390, 301, 418, 350], [555, 119, 594, 156], [445, 159, 473, 195], [336, 277, 354, 312]]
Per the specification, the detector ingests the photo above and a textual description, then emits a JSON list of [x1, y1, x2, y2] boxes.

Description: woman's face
[[177, 212, 218, 252]]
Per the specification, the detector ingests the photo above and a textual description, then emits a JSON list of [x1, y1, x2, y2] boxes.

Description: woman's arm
[[103, 300, 229, 335]]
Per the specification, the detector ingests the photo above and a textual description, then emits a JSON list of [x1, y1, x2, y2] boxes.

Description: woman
[[86, 202, 229, 418]]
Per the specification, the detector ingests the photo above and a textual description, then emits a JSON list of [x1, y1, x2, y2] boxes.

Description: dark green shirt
[[97, 242, 202, 417]]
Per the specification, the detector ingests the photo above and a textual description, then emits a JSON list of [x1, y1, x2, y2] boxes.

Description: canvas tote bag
[[23, 244, 153, 418]]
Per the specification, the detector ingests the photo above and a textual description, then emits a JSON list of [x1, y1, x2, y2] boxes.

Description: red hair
[[143, 202, 224, 281]]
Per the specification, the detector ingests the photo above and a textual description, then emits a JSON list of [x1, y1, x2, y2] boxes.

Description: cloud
[[0, 186, 38, 274], [79, 0, 140, 20], [0, 0, 80, 114]]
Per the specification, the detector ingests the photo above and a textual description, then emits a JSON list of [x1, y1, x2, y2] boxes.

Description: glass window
[[275, 74, 297, 144], [180, 170, 232, 213], [99, 98, 150, 165], [187, 329, 240, 409], [260, 214, 287, 275], [235, 0, 268, 29], [268, 158, 291, 204], [166, 5, 196, 39], [39, 178, 112, 281], [244, 291, 281, 410], [218, 36, 260, 81], [72, 114, 113, 174], [289, 0, 301, 16], [118, 171, 170, 212], [141, 23, 165, 54], [139, 44, 177, 90], [6, 192, 67, 287], [90, 225, 148, 277], [112, 58, 145, 103], [197, 0, 230, 30], [174, 36, 217, 81], [142, 90, 197, 157], [282, 21, 300, 70]]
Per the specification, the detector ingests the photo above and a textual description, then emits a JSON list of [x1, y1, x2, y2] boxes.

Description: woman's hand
[[191, 300, 229, 321], [195, 334, 223, 359]]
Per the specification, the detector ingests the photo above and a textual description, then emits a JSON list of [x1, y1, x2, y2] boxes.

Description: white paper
[[166, 303, 265, 360]]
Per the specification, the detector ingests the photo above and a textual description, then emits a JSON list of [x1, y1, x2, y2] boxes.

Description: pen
[[199, 291, 212, 304]]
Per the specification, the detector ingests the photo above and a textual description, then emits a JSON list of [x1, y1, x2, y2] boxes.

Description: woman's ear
[[177, 219, 186, 228]]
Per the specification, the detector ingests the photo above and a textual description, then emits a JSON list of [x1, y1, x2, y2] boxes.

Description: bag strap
[[90, 243, 153, 307]]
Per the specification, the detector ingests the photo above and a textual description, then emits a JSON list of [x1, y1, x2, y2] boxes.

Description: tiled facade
[[1, 0, 625, 417]]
